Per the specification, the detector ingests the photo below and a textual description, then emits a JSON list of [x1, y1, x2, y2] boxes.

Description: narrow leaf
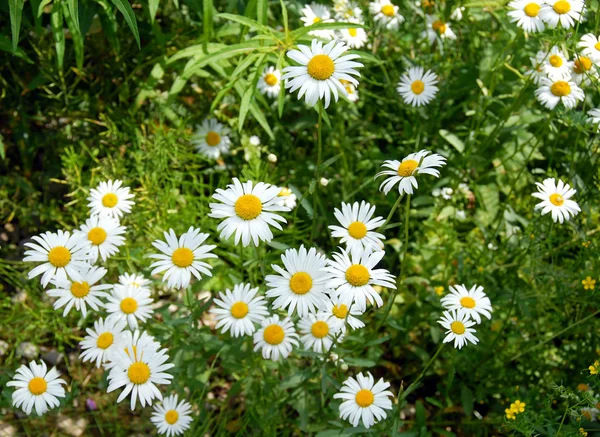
[[203, 0, 213, 51], [257, 0, 267, 24], [50, 3, 65, 71], [37, 0, 52, 18], [239, 54, 267, 129], [215, 13, 271, 34], [110, 0, 141, 49], [149, 0, 160, 23], [62, 1, 84, 69], [9, 0, 25, 53], [67, 0, 80, 33]]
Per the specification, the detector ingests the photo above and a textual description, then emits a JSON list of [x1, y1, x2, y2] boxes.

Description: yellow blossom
[[434, 286, 444, 296], [510, 400, 526, 413], [582, 241, 590, 248], [582, 277, 596, 290], [579, 428, 588, 436], [577, 383, 589, 392], [589, 361, 599, 375], [505, 408, 516, 420]]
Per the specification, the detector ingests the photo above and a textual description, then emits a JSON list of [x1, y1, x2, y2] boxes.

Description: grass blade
[[50, 3, 65, 71], [109, 0, 141, 49], [9, 0, 24, 53]]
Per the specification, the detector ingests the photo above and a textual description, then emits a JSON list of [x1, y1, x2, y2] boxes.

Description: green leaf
[[50, 3, 65, 71], [257, 0, 267, 25], [168, 40, 264, 64], [67, 0, 80, 34], [280, 0, 288, 38], [37, 0, 52, 17], [203, 0, 213, 50], [439, 129, 465, 152], [215, 13, 271, 34], [291, 21, 368, 39], [62, 1, 84, 69], [149, 0, 160, 23], [0, 34, 33, 62], [461, 386, 474, 417], [109, 0, 141, 49], [344, 357, 376, 367], [238, 54, 267, 130], [0, 134, 5, 160], [9, 0, 25, 53]]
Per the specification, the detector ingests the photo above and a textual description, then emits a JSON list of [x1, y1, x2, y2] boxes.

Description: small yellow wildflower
[[579, 428, 588, 437], [510, 400, 526, 413], [589, 361, 599, 375], [582, 241, 590, 248], [505, 408, 516, 420], [434, 286, 444, 296], [582, 277, 596, 290], [477, 266, 484, 273], [577, 383, 589, 392]]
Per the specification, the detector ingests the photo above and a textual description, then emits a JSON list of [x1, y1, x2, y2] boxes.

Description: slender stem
[[253, 244, 265, 281], [556, 401, 569, 436], [310, 103, 324, 243], [378, 195, 403, 232], [399, 344, 445, 401]]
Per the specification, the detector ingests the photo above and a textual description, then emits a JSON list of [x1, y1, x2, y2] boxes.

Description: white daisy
[[376, 149, 447, 196], [265, 245, 330, 317], [319, 296, 365, 332], [277, 187, 298, 209], [534, 77, 584, 110], [105, 285, 154, 329], [570, 55, 599, 85], [74, 215, 126, 264], [23, 230, 91, 287], [450, 6, 465, 20], [329, 201, 385, 252], [369, 0, 404, 30], [87, 179, 135, 219], [79, 317, 128, 368], [342, 80, 360, 102], [507, 0, 545, 33], [210, 283, 269, 337], [208, 178, 290, 247], [298, 313, 340, 353], [249, 135, 261, 146], [7, 360, 67, 416], [532, 177, 581, 223], [334, 0, 363, 21], [396, 67, 439, 107], [338, 23, 368, 49], [282, 39, 363, 109], [257, 66, 281, 98], [102, 330, 161, 371], [542, 46, 571, 80], [151, 394, 194, 437], [538, 0, 584, 29], [46, 266, 112, 318], [586, 108, 600, 130], [333, 372, 394, 429], [149, 226, 217, 289], [300, 3, 336, 40], [324, 247, 396, 312], [118, 272, 152, 293], [253, 315, 299, 361], [578, 33, 600, 63], [191, 118, 231, 160], [440, 284, 493, 324], [525, 50, 548, 85], [424, 16, 457, 44], [438, 309, 479, 349]]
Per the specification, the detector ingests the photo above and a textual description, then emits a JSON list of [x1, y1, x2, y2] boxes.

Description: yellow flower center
[[88, 227, 107, 245], [451, 321, 465, 334], [71, 281, 90, 298], [348, 221, 367, 239], [313, 16, 321, 23], [264, 73, 278, 86], [345, 264, 370, 287], [549, 193, 564, 206], [230, 301, 249, 319], [102, 193, 118, 208], [263, 324, 285, 345], [289, 272, 313, 295], [595, 42, 600, 51], [332, 304, 348, 319], [552, 0, 570, 13], [48, 246, 71, 268], [307, 54, 335, 81], [165, 410, 179, 425], [411, 80, 425, 95], [523, 2, 540, 16], [311, 321, 329, 338], [171, 247, 194, 268], [550, 81, 570, 97], [355, 389, 375, 407], [205, 131, 221, 147], [398, 159, 419, 177], [234, 194, 263, 220], [381, 4, 395, 16], [432, 20, 447, 34], [460, 296, 476, 308], [127, 362, 151, 384], [549, 54, 563, 67], [28, 377, 47, 395], [345, 85, 354, 94], [120, 297, 138, 314], [279, 187, 292, 197], [574, 56, 593, 74], [348, 28, 357, 37], [96, 332, 114, 349]]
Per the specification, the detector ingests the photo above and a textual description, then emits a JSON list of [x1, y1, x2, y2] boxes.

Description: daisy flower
[[46, 266, 112, 318], [151, 394, 194, 437], [333, 372, 394, 429], [578, 33, 600, 63], [319, 296, 365, 332], [507, 0, 545, 33], [329, 201, 385, 252], [210, 283, 269, 337], [74, 215, 126, 264], [450, 6, 465, 20], [424, 16, 456, 44], [87, 179, 135, 219], [148, 227, 217, 289], [118, 272, 152, 293], [298, 313, 340, 353], [102, 330, 162, 372], [282, 39, 363, 109], [324, 247, 396, 312], [542, 46, 571, 80], [277, 187, 298, 209], [538, 0, 584, 29], [334, 0, 363, 21], [105, 285, 154, 329], [397, 67, 439, 107], [338, 23, 368, 49], [342, 80, 359, 102], [257, 66, 281, 98], [249, 135, 261, 146], [23, 230, 91, 287], [191, 118, 231, 160], [440, 284, 493, 324], [586, 108, 600, 130], [208, 178, 290, 247], [369, 0, 404, 31], [300, 3, 336, 40], [570, 55, 599, 85], [79, 317, 128, 368], [438, 309, 479, 349], [376, 149, 447, 196], [265, 245, 330, 317], [7, 360, 67, 416], [253, 315, 299, 361], [534, 77, 584, 110], [525, 50, 548, 85], [532, 177, 581, 223]]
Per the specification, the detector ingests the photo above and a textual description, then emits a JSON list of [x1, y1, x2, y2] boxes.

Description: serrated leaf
[[110, 0, 141, 49], [9, 0, 25, 53]]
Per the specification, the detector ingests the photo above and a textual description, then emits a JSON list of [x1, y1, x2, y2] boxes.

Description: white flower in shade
[[507, 0, 545, 32], [534, 77, 584, 110], [208, 178, 290, 247], [249, 135, 261, 146], [267, 153, 278, 163], [334, 0, 363, 21], [424, 16, 456, 44], [369, 0, 404, 30], [149, 227, 217, 289], [538, 0, 584, 29], [74, 216, 126, 263], [376, 149, 447, 196], [438, 309, 479, 349], [397, 67, 439, 107], [257, 66, 281, 98], [333, 372, 394, 428], [107, 334, 174, 410], [23, 230, 91, 287], [338, 23, 368, 49], [341, 80, 359, 102], [300, 3, 336, 40], [542, 46, 570, 80], [569, 55, 599, 85], [210, 283, 269, 337], [320, 177, 330, 186], [79, 317, 128, 368], [329, 201, 385, 252], [192, 118, 231, 160], [7, 360, 66, 416], [283, 39, 363, 109], [118, 272, 152, 293], [319, 296, 365, 332], [46, 266, 111, 318], [253, 315, 299, 361], [105, 285, 154, 329], [587, 108, 600, 130], [266, 245, 329, 316], [581, 407, 599, 422], [151, 394, 193, 437], [298, 313, 340, 353], [525, 50, 548, 85], [578, 33, 600, 63], [277, 187, 297, 209], [87, 179, 135, 219], [450, 6, 465, 20], [440, 284, 492, 324], [325, 247, 396, 312], [532, 177, 580, 223]]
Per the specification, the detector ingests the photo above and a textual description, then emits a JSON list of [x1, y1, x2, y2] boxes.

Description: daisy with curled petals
[[118, 272, 152, 293], [151, 394, 193, 437], [542, 46, 570, 80], [253, 315, 299, 361], [376, 149, 447, 196], [438, 309, 478, 349], [209, 178, 290, 247], [265, 245, 329, 317], [324, 247, 396, 312], [74, 215, 126, 264], [333, 372, 394, 429], [24, 230, 91, 287], [257, 66, 281, 98], [578, 34, 600, 63], [338, 23, 368, 49], [7, 360, 66, 416], [277, 187, 298, 209], [282, 39, 363, 109], [105, 285, 154, 329], [396, 67, 439, 107], [538, 0, 584, 29], [329, 201, 385, 252], [88, 179, 135, 219], [587, 108, 600, 130], [369, 0, 404, 31], [532, 177, 581, 223], [298, 313, 341, 353], [424, 16, 456, 45], [319, 296, 365, 332], [46, 266, 112, 318], [334, 0, 363, 21], [525, 51, 548, 85], [507, 0, 545, 33], [342, 80, 360, 102], [79, 317, 128, 368], [300, 3, 335, 40], [570, 55, 599, 85], [210, 283, 269, 337], [440, 284, 492, 324], [149, 227, 217, 289], [534, 77, 584, 110], [191, 118, 231, 160]]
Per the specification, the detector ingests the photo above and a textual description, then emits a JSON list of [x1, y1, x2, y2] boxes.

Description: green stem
[[378, 195, 403, 232], [556, 401, 569, 436], [399, 344, 445, 402], [310, 103, 324, 244]]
